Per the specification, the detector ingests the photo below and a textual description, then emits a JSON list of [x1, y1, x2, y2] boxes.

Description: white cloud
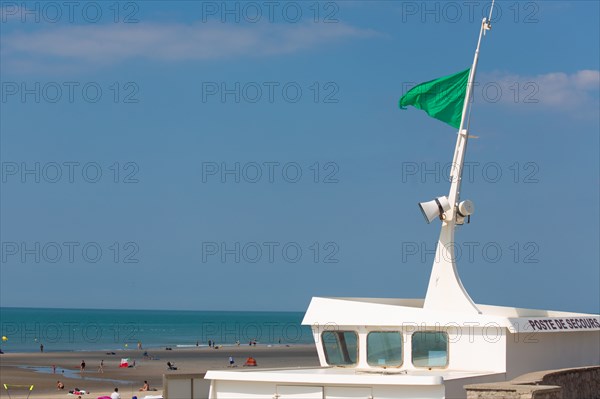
[[477, 70, 600, 116], [1, 21, 377, 73]]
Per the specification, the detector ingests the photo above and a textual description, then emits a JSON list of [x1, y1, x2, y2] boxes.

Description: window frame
[[411, 330, 449, 368], [320, 330, 359, 367], [366, 331, 404, 368]]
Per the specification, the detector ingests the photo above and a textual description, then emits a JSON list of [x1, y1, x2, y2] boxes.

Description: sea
[[0, 307, 313, 353]]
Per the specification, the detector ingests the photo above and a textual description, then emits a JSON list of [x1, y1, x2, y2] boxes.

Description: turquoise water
[[18, 366, 132, 385], [0, 308, 313, 353]]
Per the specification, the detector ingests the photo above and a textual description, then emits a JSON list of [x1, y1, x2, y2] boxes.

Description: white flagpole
[[448, 16, 492, 212], [424, 13, 494, 313]]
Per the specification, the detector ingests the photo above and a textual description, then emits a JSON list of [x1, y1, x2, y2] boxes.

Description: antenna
[[488, 0, 496, 23], [484, 0, 496, 35]]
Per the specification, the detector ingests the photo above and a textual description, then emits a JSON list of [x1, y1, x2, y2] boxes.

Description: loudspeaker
[[418, 196, 451, 224], [458, 200, 474, 216]]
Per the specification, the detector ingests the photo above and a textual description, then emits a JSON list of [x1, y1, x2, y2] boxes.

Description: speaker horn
[[419, 196, 451, 224]]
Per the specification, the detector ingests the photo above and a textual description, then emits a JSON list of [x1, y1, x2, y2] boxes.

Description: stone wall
[[541, 366, 600, 399], [465, 366, 600, 399]]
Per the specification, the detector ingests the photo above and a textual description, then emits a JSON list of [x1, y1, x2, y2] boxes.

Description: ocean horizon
[[0, 307, 313, 353]]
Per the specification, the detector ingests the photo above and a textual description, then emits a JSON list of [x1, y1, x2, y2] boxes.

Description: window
[[412, 331, 448, 367], [367, 331, 403, 367], [322, 331, 358, 366]]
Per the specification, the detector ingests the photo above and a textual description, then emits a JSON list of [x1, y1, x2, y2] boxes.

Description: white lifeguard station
[[204, 9, 600, 399]]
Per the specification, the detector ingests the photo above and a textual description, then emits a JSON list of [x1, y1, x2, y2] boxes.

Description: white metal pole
[[424, 17, 492, 314], [447, 17, 489, 218]]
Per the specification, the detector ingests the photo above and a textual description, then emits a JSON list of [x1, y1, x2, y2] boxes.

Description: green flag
[[399, 68, 470, 129]]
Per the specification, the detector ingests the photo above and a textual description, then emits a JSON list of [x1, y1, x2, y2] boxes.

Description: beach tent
[[119, 358, 131, 368]]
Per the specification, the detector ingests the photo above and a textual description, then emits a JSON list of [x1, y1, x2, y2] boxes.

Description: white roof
[[205, 367, 503, 385], [301, 297, 600, 333]]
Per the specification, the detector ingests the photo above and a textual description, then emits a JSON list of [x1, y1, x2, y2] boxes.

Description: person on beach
[[167, 361, 177, 370], [57, 381, 64, 390], [80, 360, 86, 373], [52, 364, 56, 374], [98, 359, 104, 373], [228, 356, 235, 367], [139, 381, 149, 391], [40, 343, 44, 352], [110, 387, 121, 399]]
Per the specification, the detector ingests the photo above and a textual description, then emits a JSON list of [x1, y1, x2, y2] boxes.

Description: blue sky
[[1, 1, 598, 313]]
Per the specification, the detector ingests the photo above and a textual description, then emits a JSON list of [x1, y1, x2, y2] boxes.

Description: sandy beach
[[0, 345, 319, 399]]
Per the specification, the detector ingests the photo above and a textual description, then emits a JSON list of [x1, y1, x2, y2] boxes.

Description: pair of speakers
[[419, 196, 474, 224]]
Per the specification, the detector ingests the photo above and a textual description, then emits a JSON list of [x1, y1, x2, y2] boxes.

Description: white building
[[205, 297, 599, 399], [204, 15, 600, 399]]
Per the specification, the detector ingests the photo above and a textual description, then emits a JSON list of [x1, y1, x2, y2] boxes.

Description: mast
[[423, 15, 493, 314]]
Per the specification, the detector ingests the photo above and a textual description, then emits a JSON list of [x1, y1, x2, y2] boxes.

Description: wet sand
[[0, 345, 319, 398]]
